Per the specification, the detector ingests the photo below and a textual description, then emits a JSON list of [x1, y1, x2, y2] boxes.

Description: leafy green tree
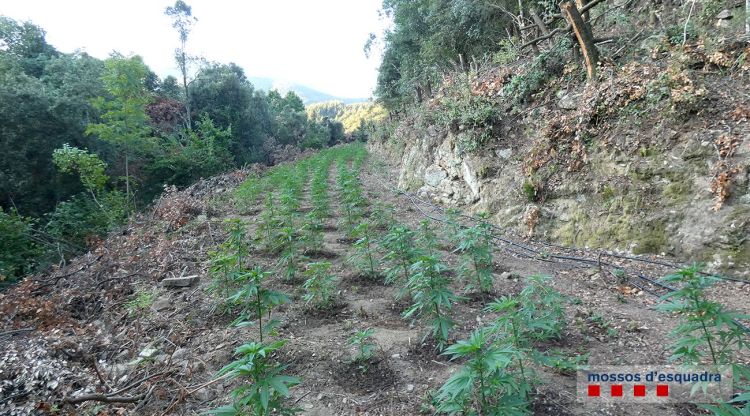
[[86, 54, 153, 204], [0, 210, 41, 281], [191, 63, 270, 164], [52, 144, 108, 198]]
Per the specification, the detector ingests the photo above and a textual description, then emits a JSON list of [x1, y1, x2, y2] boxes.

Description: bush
[[0, 210, 41, 281], [44, 191, 128, 249], [503, 38, 569, 104]]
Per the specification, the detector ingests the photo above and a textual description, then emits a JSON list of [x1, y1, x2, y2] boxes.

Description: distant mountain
[[248, 76, 367, 105]]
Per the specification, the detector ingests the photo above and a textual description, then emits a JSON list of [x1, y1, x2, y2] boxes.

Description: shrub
[[0, 210, 41, 281]]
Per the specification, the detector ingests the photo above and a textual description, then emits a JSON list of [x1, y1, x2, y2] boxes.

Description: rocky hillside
[[369, 40, 750, 277]]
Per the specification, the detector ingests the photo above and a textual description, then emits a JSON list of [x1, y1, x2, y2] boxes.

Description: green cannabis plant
[[209, 219, 250, 300], [228, 266, 289, 342], [655, 265, 750, 415], [403, 254, 458, 350], [302, 261, 338, 310], [208, 340, 300, 416], [348, 328, 377, 373], [351, 221, 379, 279], [434, 328, 529, 416], [454, 217, 494, 293], [380, 225, 421, 286], [656, 264, 750, 365]]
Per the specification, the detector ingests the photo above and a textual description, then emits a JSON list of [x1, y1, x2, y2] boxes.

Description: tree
[[85, 54, 152, 204], [165, 0, 197, 128]]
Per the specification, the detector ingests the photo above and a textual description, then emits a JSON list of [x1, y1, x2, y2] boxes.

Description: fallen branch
[[160, 373, 233, 416], [0, 327, 35, 338], [63, 371, 167, 406], [63, 393, 144, 404]]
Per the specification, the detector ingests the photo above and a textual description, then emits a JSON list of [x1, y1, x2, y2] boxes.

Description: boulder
[[162, 275, 199, 288]]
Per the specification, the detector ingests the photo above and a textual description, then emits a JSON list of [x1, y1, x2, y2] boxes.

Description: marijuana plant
[[302, 261, 337, 310], [656, 265, 750, 415], [208, 340, 300, 416], [229, 266, 289, 342], [434, 328, 528, 416], [210, 219, 250, 300], [348, 328, 377, 373], [351, 221, 379, 279], [656, 264, 750, 365], [380, 225, 421, 286], [454, 218, 494, 293], [403, 254, 458, 350]]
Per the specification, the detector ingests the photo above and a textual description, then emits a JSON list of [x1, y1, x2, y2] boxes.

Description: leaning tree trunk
[[561, 1, 600, 80]]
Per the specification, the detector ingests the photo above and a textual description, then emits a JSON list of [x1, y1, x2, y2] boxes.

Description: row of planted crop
[[209, 143, 749, 415]]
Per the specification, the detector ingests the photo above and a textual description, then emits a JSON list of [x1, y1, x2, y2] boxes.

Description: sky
[[2, 0, 388, 98]]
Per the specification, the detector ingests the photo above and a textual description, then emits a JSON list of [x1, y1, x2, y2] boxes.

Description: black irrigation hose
[[390, 187, 750, 335], [401, 188, 749, 286]]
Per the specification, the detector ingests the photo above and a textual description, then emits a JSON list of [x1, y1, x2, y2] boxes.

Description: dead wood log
[[521, 0, 608, 49], [561, 1, 601, 79]]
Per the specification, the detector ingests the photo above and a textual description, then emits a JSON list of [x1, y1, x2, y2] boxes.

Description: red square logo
[[611, 385, 623, 397], [588, 384, 601, 397], [634, 385, 646, 397], [656, 384, 669, 397]]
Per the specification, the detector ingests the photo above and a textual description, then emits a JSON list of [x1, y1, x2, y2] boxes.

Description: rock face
[[368, 108, 750, 277]]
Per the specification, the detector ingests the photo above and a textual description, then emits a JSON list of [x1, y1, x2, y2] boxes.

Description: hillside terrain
[[370, 39, 750, 277], [3, 0, 750, 415], [3, 144, 748, 416]]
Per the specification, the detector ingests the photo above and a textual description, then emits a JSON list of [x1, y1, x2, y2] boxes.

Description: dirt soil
[[1, 152, 749, 416]]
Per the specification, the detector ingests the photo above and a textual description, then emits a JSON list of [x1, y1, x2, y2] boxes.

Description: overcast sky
[[2, 0, 388, 98]]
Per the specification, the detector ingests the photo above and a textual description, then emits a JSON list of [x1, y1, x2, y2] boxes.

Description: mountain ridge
[[248, 76, 368, 105]]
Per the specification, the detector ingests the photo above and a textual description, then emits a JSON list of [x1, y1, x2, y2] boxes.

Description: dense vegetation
[[306, 100, 388, 134], [0, 8, 348, 281], [371, 0, 750, 113]]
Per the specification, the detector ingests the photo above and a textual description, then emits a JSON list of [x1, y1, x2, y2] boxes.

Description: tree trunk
[[425, 81, 433, 98], [561, 1, 600, 80], [124, 152, 130, 204], [415, 86, 423, 104], [180, 48, 192, 129]]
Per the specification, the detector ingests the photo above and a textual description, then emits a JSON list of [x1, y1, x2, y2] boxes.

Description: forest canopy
[[0, 13, 349, 281]]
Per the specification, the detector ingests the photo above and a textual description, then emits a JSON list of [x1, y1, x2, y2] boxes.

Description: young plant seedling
[[208, 340, 300, 416], [348, 328, 376, 373], [403, 254, 458, 350], [302, 261, 338, 310], [454, 217, 494, 293], [228, 266, 289, 342]]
